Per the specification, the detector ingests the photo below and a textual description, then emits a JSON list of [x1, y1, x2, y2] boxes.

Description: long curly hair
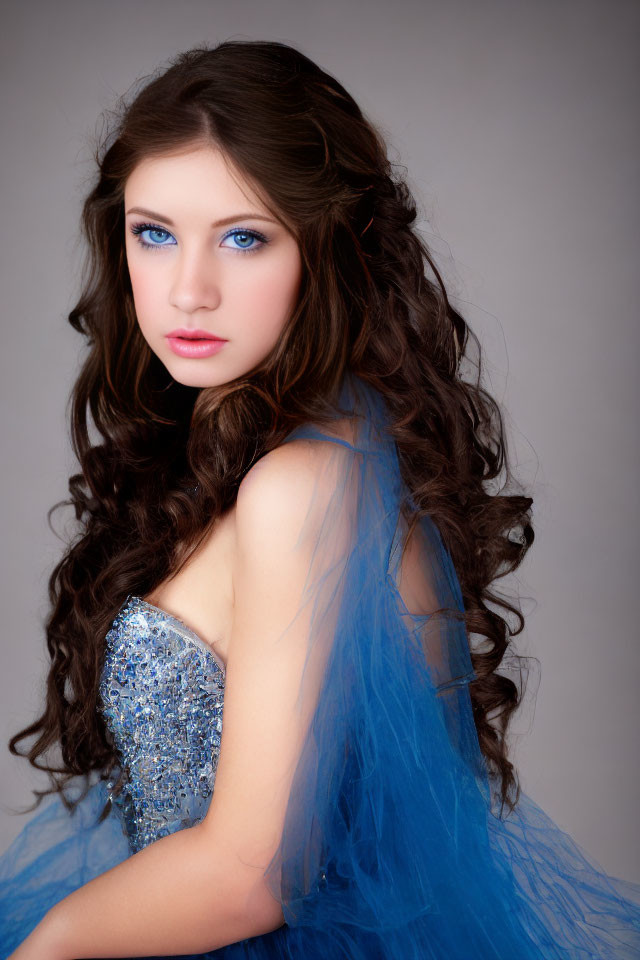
[[8, 39, 534, 821]]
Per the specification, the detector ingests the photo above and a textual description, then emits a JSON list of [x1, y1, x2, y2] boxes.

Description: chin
[[169, 370, 229, 389], [155, 353, 226, 390]]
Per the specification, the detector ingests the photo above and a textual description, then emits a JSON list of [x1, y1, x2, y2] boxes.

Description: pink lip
[[166, 327, 228, 359], [166, 328, 226, 340], [167, 337, 227, 358]]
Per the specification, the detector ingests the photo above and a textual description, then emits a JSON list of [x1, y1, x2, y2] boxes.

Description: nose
[[168, 246, 221, 314]]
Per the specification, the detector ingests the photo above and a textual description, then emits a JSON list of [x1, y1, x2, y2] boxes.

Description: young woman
[[1, 39, 638, 960]]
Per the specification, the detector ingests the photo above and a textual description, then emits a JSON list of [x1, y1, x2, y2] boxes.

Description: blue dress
[[1, 372, 639, 959]]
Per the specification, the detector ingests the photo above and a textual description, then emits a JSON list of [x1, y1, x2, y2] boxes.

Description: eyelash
[[128, 222, 270, 255]]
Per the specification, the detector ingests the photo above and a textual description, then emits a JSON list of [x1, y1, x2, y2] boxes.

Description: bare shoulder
[[238, 424, 356, 507], [238, 437, 321, 500], [235, 426, 356, 550]]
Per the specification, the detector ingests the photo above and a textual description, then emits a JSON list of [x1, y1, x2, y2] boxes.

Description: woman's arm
[[11, 437, 351, 959], [12, 819, 281, 959]]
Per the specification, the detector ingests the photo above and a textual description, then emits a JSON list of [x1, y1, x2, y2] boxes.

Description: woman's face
[[124, 144, 302, 388]]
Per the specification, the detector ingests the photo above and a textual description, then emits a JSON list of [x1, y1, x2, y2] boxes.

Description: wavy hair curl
[[9, 39, 534, 821]]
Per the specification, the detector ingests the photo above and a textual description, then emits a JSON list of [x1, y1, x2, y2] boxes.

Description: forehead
[[124, 144, 264, 210]]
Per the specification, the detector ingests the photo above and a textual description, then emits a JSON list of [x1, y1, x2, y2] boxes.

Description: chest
[[143, 505, 236, 669]]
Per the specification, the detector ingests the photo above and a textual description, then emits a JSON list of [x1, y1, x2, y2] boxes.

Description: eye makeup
[[128, 222, 271, 255]]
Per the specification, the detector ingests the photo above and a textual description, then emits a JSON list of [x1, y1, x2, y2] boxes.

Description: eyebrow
[[125, 207, 277, 228]]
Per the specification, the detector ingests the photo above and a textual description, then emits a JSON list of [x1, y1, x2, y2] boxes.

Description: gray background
[[1, 0, 638, 882]]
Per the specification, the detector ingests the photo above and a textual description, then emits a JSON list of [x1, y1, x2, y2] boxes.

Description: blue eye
[[129, 222, 269, 255], [220, 228, 268, 254], [130, 224, 177, 250]]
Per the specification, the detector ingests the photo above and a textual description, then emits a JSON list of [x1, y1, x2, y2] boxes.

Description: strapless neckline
[[127, 594, 227, 673]]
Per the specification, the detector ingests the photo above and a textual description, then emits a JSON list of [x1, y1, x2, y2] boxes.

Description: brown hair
[[9, 39, 534, 820]]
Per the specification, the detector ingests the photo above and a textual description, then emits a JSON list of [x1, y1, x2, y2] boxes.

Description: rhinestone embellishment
[[98, 595, 226, 853]]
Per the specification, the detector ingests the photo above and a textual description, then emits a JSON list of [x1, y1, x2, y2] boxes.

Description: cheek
[[128, 261, 162, 325], [240, 255, 301, 338]]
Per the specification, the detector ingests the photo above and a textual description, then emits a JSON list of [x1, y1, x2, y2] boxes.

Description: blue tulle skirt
[[1, 775, 639, 959]]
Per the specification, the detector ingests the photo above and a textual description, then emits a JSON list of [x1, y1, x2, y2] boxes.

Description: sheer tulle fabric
[[1, 372, 639, 958]]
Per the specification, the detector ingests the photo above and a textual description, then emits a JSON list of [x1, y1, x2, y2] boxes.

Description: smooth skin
[[8, 145, 341, 958], [124, 143, 303, 388]]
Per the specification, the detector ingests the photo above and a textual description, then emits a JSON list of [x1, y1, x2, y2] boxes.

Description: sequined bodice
[[98, 595, 226, 854]]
